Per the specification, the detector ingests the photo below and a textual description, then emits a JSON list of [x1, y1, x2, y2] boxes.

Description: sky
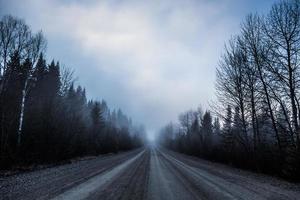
[[0, 0, 277, 140]]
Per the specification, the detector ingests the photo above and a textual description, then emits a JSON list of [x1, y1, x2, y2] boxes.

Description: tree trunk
[[17, 78, 28, 147], [257, 64, 282, 150]]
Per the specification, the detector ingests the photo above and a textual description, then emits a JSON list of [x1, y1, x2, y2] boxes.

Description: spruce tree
[[201, 111, 213, 155], [222, 105, 234, 157], [47, 60, 60, 99]]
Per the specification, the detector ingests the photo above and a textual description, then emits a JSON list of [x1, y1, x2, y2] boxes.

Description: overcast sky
[[1, 0, 276, 139]]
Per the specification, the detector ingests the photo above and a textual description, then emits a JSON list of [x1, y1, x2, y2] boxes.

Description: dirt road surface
[[1, 146, 300, 200]]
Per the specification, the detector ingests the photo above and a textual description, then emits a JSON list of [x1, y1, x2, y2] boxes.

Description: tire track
[[1, 149, 143, 200], [51, 150, 145, 200], [90, 150, 150, 200], [164, 149, 299, 200]]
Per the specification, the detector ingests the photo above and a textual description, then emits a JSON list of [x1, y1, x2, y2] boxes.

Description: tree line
[[159, 0, 300, 181], [0, 15, 144, 169]]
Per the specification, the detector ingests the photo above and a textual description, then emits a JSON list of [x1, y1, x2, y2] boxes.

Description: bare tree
[[216, 37, 249, 150], [0, 15, 46, 148], [17, 33, 46, 147], [60, 65, 75, 96], [264, 0, 300, 145]]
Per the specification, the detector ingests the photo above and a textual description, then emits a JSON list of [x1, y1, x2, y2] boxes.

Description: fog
[[0, 0, 276, 139]]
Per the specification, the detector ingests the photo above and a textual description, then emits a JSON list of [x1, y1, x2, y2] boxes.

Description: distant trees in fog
[[0, 15, 144, 169], [160, 0, 300, 181]]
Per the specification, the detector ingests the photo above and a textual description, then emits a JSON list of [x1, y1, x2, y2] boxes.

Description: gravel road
[[1, 146, 300, 200]]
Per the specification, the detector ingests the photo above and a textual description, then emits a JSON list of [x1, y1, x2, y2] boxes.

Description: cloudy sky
[[1, 0, 276, 139]]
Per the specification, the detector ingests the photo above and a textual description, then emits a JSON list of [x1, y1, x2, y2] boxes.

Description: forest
[[159, 0, 300, 181], [0, 15, 144, 169]]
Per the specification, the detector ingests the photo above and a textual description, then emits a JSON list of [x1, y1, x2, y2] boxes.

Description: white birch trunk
[[17, 78, 28, 146]]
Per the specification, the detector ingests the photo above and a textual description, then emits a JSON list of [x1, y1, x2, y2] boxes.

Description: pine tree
[[34, 53, 47, 82], [190, 117, 200, 155], [202, 111, 213, 135], [20, 54, 47, 161], [201, 111, 213, 155], [213, 117, 221, 135], [222, 105, 234, 156], [1, 52, 22, 156], [91, 102, 104, 127], [232, 106, 244, 149], [213, 117, 221, 145], [29, 53, 47, 109], [90, 101, 105, 154], [67, 83, 76, 100], [47, 60, 60, 99]]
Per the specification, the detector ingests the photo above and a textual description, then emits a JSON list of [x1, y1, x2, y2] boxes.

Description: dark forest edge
[[159, 0, 300, 182], [0, 15, 145, 170]]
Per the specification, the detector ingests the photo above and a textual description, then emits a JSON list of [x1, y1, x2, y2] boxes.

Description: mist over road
[[1, 147, 300, 200]]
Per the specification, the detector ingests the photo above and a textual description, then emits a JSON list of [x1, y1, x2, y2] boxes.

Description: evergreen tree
[[222, 105, 234, 157], [0, 15, 143, 169], [23, 56, 42, 152], [90, 101, 105, 153], [47, 60, 60, 99], [232, 106, 245, 150], [34, 53, 47, 82], [91, 102, 104, 127], [212, 117, 221, 146], [189, 117, 200, 155], [1, 52, 22, 158], [201, 111, 213, 156], [213, 117, 221, 135]]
